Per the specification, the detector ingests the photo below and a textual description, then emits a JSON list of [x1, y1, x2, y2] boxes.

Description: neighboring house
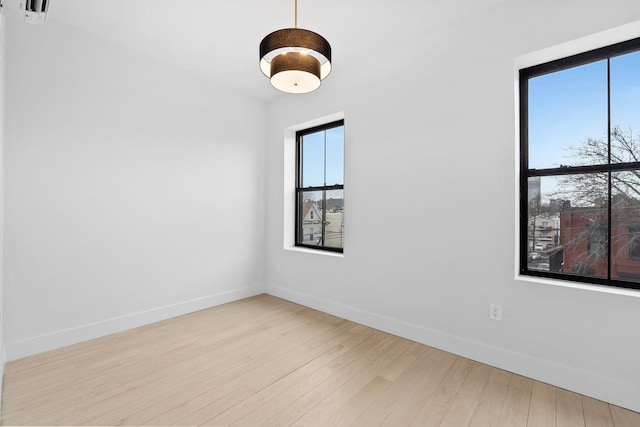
[[324, 210, 344, 248], [527, 214, 560, 250], [300, 200, 344, 248], [301, 201, 323, 245], [560, 198, 640, 279]]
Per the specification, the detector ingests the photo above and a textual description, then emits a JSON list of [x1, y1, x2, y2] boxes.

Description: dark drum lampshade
[[259, 4, 332, 94]]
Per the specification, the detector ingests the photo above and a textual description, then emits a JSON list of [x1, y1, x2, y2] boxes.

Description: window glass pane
[[299, 190, 323, 246], [611, 51, 640, 163], [611, 171, 640, 282], [531, 174, 609, 279], [528, 60, 608, 169], [325, 126, 344, 186], [526, 177, 560, 272], [298, 189, 344, 249], [301, 132, 324, 187], [556, 173, 609, 277], [324, 189, 344, 249]]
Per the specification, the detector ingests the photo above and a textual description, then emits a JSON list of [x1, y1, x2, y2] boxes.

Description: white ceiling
[[47, 0, 506, 101]]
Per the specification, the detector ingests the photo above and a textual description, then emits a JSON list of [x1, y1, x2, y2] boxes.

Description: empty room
[[0, 0, 640, 425]]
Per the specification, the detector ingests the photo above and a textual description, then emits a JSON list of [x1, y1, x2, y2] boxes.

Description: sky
[[529, 50, 640, 170], [300, 125, 344, 195], [528, 49, 640, 203]]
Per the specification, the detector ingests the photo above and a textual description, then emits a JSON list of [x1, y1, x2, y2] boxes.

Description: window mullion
[[321, 190, 326, 246], [323, 129, 327, 187], [322, 129, 327, 246], [607, 57, 612, 281], [300, 184, 344, 192], [296, 135, 302, 246], [298, 135, 303, 188], [520, 74, 530, 273]]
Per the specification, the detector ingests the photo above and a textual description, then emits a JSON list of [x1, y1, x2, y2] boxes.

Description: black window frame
[[520, 36, 640, 291], [295, 119, 344, 253]]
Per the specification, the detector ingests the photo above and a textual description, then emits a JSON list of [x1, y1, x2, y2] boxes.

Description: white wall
[[4, 19, 266, 360], [265, 1, 640, 412]]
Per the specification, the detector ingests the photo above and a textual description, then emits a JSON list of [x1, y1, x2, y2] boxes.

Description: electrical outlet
[[489, 303, 502, 321], [275, 263, 280, 273]]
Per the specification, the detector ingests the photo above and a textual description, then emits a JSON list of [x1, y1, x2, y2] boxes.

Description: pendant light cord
[[294, 0, 298, 28]]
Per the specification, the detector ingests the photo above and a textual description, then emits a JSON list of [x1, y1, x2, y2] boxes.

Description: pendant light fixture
[[259, 0, 332, 94]]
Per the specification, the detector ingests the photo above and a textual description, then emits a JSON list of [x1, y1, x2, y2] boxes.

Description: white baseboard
[[266, 283, 640, 413], [6, 284, 264, 362]]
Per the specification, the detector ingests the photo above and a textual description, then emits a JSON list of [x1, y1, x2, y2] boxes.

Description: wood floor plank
[[407, 357, 475, 426], [223, 331, 396, 427], [557, 388, 585, 427], [377, 350, 458, 427], [527, 381, 556, 427], [162, 316, 368, 426], [242, 333, 399, 426], [438, 362, 493, 427], [349, 346, 438, 427], [379, 342, 425, 382], [276, 335, 413, 426], [469, 368, 512, 427], [1, 294, 639, 427], [11, 315, 313, 423], [610, 404, 640, 427], [320, 375, 393, 427], [91, 316, 361, 426], [203, 325, 375, 426], [497, 374, 534, 427], [5, 297, 323, 425], [80, 307, 343, 426], [582, 396, 614, 427], [2, 295, 298, 420], [4, 295, 278, 377], [309, 343, 425, 427]]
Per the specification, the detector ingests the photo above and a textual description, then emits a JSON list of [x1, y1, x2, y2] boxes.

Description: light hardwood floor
[[2, 294, 639, 426]]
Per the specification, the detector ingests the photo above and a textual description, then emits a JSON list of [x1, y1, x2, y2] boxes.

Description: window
[[520, 36, 640, 290], [296, 120, 344, 252]]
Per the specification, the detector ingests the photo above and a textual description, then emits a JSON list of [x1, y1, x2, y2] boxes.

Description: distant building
[[528, 177, 541, 212], [326, 197, 344, 212], [549, 198, 565, 212], [528, 215, 559, 250], [560, 198, 640, 279], [300, 199, 344, 248], [301, 201, 322, 245], [324, 211, 344, 248]]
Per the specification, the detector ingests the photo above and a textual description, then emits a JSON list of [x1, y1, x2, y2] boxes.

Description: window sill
[[285, 246, 344, 258], [516, 273, 640, 298]]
